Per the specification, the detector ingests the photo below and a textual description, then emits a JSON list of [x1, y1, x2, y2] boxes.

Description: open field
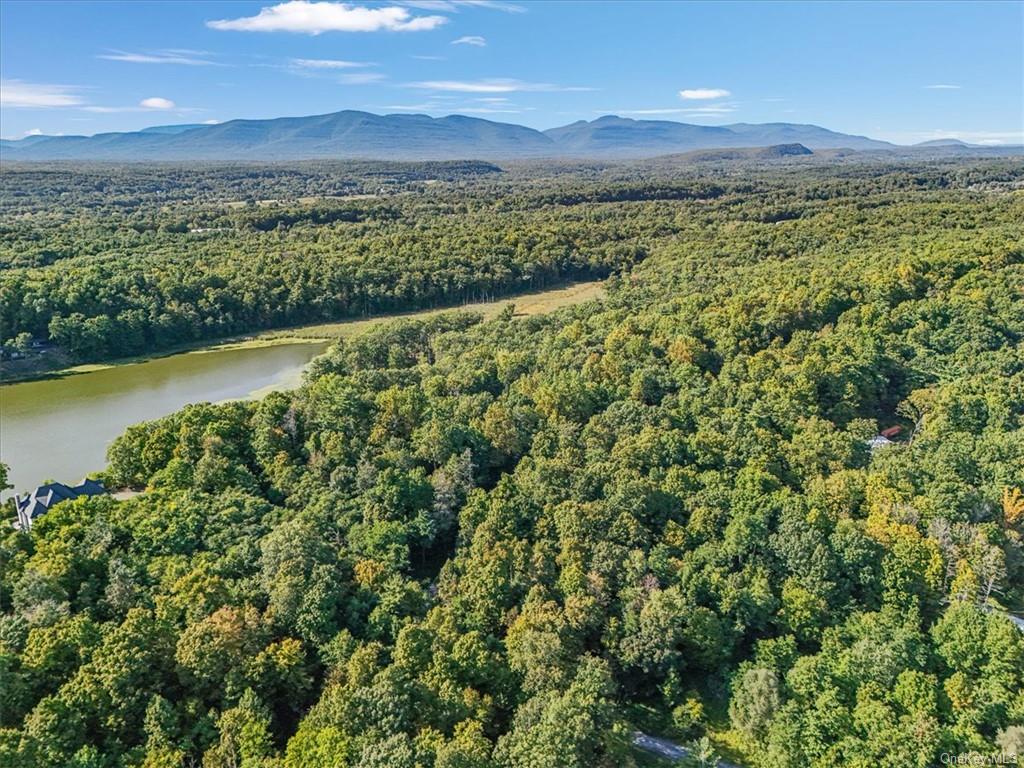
[[258, 279, 605, 341]]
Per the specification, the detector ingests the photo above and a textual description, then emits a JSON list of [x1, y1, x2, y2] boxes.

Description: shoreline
[[0, 335, 328, 386], [0, 280, 605, 386]]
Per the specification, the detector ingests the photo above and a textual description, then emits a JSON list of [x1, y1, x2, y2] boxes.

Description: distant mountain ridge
[[138, 123, 212, 135], [0, 109, 1013, 162], [543, 115, 893, 154], [1, 111, 555, 161]]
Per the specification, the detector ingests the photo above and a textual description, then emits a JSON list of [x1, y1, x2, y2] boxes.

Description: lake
[[0, 341, 328, 500]]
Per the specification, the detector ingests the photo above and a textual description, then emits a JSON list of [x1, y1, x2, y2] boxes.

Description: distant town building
[[14, 478, 105, 530]]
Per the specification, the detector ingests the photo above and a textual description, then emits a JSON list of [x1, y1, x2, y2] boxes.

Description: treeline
[[0, 160, 502, 216], [0, 198, 642, 360], [1, 160, 1022, 767]]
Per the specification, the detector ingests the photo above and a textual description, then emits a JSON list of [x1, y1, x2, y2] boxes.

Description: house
[[868, 425, 904, 452], [14, 478, 105, 530], [867, 434, 894, 451]]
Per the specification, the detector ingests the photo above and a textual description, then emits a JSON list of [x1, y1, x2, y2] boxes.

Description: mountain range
[[0, 110, 1017, 162]]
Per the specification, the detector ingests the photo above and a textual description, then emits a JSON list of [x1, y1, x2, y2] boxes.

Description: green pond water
[[0, 341, 328, 501]]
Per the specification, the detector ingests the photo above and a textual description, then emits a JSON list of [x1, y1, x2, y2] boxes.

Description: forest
[[1, 157, 1023, 767], [0, 160, 638, 364]]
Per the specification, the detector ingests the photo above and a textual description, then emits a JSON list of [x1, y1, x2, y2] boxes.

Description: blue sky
[[1, 0, 1021, 144]]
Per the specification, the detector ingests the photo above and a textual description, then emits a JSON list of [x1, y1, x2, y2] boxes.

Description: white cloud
[[925, 84, 961, 90], [339, 72, 387, 84], [679, 88, 731, 100], [24, 128, 43, 136], [452, 35, 486, 46], [203, 119, 220, 124], [140, 97, 176, 109], [207, 1, 447, 34], [290, 57, 374, 68], [98, 49, 215, 65], [409, 78, 593, 93], [1, 79, 85, 108]]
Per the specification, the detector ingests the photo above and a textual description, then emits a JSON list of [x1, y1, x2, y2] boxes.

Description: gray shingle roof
[[13, 478, 105, 530]]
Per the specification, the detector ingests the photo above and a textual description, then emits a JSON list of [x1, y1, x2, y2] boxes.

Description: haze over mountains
[[1, 109, 1017, 162]]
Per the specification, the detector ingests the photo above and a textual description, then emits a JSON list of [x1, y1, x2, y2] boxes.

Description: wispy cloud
[[601, 108, 689, 116], [679, 88, 731, 100], [1, 80, 86, 108], [452, 35, 486, 46], [98, 49, 217, 65], [683, 104, 736, 114], [83, 99, 199, 114], [409, 78, 594, 93], [454, 106, 528, 114], [339, 72, 387, 84], [411, 54, 446, 60], [402, 0, 524, 11], [24, 128, 43, 136], [290, 57, 375, 68], [208, 1, 447, 34], [683, 112, 736, 120], [379, 99, 527, 114], [401, 0, 458, 8], [458, 0, 525, 10], [380, 102, 438, 111], [924, 84, 961, 90], [602, 104, 737, 117]]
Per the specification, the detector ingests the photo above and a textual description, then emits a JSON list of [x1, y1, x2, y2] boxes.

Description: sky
[[1, 0, 1022, 145]]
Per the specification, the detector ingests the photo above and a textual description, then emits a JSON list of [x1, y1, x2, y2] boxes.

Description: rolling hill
[[914, 138, 972, 147]]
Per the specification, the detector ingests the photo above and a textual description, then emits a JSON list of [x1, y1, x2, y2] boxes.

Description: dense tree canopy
[[1, 158, 1022, 767]]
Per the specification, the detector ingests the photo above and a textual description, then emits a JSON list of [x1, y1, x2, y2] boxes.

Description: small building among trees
[[14, 478, 105, 530]]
